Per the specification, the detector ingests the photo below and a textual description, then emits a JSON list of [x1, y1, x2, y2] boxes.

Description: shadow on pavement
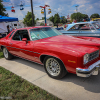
[[61, 72, 100, 93], [13, 57, 100, 93]]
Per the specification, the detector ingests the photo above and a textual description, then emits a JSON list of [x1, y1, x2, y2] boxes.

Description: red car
[[0, 26, 100, 79]]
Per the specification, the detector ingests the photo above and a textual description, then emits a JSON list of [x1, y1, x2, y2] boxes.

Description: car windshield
[[29, 27, 62, 40], [92, 22, 100, 30]]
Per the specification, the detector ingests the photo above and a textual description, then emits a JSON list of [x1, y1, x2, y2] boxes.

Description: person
[[10, 26, 12, 32], [7, 25, 10, 35], [14, 27, 17, 29]]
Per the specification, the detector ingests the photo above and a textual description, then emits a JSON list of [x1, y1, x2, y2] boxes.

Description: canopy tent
[[0, 22, 7, 33], [0, 15, 18, 22]]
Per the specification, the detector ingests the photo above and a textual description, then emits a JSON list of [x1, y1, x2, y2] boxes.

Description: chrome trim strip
[[1, 45, 40, 54], [76, 60, 100, 77]]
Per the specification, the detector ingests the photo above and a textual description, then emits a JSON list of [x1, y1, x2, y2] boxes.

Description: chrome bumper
[[76, 60, 100, 77]]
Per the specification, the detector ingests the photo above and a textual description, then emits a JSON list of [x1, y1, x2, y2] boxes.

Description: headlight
[[84, 53, 89, 64]]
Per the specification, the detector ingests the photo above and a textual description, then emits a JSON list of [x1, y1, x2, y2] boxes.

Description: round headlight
[[84, 53, 89, 64]]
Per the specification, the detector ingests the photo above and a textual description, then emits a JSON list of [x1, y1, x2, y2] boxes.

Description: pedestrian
[[7, 25, 10, 35], [10, 26, 12, 32], [15, 27, 17, 29]]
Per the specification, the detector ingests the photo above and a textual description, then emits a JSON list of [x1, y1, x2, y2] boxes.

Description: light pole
[[30, 0, 34, 26], [40, 5, 50, 26], [75, 5, 79, 21]]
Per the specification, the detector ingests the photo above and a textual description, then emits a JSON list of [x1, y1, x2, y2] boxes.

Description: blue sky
[[2, 0, 100, 20]]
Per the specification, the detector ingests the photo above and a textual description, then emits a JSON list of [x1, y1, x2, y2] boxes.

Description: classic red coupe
[[0, 26, 100, 79]]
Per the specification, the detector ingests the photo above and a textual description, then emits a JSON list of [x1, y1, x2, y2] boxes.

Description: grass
[[0, 67, 60, 100], [0, 50, 3, 58], [0, 50, 60, 100]]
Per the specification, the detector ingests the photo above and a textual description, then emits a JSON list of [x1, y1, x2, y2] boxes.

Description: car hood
[[35, 35, 100, 55]]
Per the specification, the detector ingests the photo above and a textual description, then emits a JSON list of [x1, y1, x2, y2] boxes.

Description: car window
[[9, 31, 15, 38], [12, 30, 30, 41], [69, 24, 80, 31], [29, 27, 62, 40]]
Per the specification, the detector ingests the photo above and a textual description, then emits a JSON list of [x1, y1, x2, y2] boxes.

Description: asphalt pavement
[[0, 57, 100, 100]]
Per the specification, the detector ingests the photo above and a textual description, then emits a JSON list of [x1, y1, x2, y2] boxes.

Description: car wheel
[[44, 56, 67, 79], [3, 47, 13, 60]]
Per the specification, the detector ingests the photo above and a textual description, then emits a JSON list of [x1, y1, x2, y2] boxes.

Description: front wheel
[[44, 56, 67, 79], [3, 47, 13, 60]]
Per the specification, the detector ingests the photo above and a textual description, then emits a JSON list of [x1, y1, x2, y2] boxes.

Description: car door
[[9, 30, 36, 61]]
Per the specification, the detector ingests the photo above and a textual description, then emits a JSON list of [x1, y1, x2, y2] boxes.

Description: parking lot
[[0, 57, 100, 100]]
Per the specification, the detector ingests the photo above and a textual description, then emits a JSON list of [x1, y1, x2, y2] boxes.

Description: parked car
[[60, 21, 100, 38], [0, 26, 100, 79]]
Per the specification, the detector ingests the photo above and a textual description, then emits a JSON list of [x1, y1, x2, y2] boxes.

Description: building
[[36, 20, 54, 26]]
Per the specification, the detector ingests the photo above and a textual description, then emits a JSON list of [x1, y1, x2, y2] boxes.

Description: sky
[[2, 0, 100, 20]]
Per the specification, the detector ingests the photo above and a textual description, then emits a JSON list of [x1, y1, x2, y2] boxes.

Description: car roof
[[16, 26, 51, 31], [66, 21, 97, 31]]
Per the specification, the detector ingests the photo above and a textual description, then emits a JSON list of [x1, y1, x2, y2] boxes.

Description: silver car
[[60, 21, 100, 38]]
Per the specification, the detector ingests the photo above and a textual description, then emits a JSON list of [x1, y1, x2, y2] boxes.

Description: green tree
[[0, 0, 8, 16], [23, 12, 36, 26], [60, 16, 67, 24], [90, 13, 100, 18], [36, 18, 39, 20], [54, 13, 60, 26], [71, 12, 89, 22], [49, 16, 54, 23], [42, 17, 45, 20]]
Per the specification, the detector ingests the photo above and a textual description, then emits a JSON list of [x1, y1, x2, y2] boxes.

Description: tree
[[71, 12, 89, 22], [23, 12, 36, 26], [0, 0, 8, 16], [36, 18, 39, 20], [54, 13, 60, 26], [49, 16, 54, 23], [60, 16, 67, 24], [90, 13, 100, 18], [42, 17, 45, 20]]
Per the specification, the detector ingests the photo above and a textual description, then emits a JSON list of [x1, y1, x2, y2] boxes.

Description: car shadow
[[12, 57, 100, 93], [60, 72, 100, 93], [12, 57, 45, 72]]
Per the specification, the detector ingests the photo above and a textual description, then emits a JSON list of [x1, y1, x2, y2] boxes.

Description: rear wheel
[[3, 47, 13, 60], [44, 56, 67, 79]]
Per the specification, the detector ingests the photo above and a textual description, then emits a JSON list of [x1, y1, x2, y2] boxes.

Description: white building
[[36, 20, 54, 26]]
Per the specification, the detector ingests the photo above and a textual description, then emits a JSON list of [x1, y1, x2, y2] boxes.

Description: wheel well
[[1, 46, 4, 51], [40, 55, 47, 63], [40, 55, 65, 67]]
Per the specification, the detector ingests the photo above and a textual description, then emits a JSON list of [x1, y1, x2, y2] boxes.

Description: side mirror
[[22, 38, 27, 43]]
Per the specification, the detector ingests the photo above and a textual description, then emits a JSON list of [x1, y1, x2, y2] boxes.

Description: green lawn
[[0, 50, 60, 100], [0, 50, 3, 59]]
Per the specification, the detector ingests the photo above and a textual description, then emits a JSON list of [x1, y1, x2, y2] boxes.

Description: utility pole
[[40, 5, 50, 26], [75, 5, 79, 21], [30, 0, 34, 26]]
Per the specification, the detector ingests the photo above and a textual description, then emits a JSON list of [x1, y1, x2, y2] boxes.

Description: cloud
[[3, 0, 100, 20]]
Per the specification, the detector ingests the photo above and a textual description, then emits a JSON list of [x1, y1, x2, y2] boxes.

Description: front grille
[[89, 50, 99, 61]]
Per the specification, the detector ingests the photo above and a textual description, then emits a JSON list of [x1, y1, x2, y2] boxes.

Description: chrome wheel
[[3, 48, 8, 59], [46, 58, 61, 76]]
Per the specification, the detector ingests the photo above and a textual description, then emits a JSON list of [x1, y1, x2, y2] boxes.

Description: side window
[[9, 31, 15, 38], [80, 24, 91, 31], [69, 24, 79, 31], [12, 30, 21, 41], [12, 30, 30, 41]]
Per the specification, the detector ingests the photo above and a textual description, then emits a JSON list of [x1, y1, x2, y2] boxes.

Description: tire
[[3, 47, 13, 60], [44, 56, 67, 79]]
